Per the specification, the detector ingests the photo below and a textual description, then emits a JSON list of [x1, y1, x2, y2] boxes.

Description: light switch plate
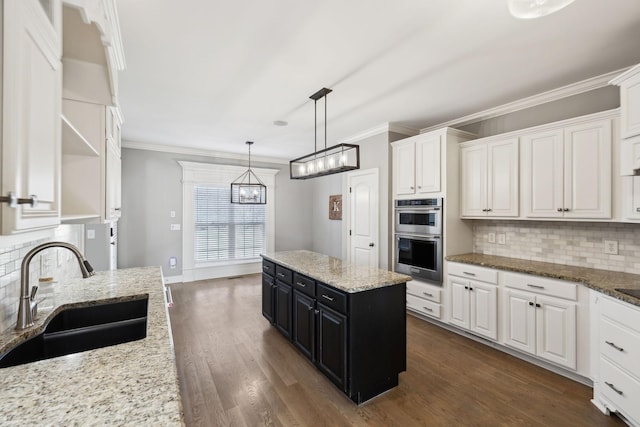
[[87, 229, 96, 239]]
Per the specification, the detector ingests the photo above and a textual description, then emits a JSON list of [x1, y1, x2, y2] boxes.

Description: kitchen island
[[0, 267, 183, 426], [261, 250, 410, 404]]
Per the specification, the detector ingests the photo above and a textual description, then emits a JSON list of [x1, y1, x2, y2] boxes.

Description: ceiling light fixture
[[230, 141, 267, 204], [290, 88, 359, 180], [508, 0, 577, 19]]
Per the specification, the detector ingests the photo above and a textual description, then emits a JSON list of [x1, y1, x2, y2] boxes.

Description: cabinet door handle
[[605, 341, 624, 352], [463, 272, 476, 276], [296, 282, 306, 287], [0, 192, 38, 208], [535, 303, 541, 308], [605, 382, 624, 396], [469, 287, 474, 291], [422, 306, 433, 312], [529, 301, 534, 306], [321, 294, 334, 302], [423, 292, 433, 297], [527, 284, 545, 290], [410, 186, 414, 190], [563, 208, 570, 212], [486, 209, 492, 212], [557, 208, 563, 212], [636, 208, 640, 212], [464, 286, 469, 290], [277, 273, 285, 278]]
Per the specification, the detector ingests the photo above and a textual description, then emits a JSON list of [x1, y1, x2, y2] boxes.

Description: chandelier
[[230, 141, 266, 204]]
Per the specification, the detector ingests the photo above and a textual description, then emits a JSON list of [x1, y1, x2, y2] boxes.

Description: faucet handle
[[30, 285, 38, 301]]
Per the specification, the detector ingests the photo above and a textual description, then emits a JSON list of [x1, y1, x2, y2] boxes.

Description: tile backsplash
[[0, 225, 84, 332], [473, 220, 640, 274]]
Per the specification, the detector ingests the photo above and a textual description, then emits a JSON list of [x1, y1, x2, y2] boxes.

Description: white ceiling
[[116, 0, 640, 161]]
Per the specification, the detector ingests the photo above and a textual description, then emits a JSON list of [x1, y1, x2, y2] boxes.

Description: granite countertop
[[0, 266, 183, 426], [446, 253, 640, 307], [261, 250, 411, 293]]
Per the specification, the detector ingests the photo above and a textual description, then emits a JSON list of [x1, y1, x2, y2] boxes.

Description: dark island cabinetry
[[261, 253, 408, 404]]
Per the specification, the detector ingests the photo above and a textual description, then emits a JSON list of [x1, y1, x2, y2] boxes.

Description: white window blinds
[[194, 185, 266, 262]]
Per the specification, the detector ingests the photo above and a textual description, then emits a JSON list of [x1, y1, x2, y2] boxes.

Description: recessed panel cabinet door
[[536, 295, 576, 370], [394, 142, 415, 195], [261, 274, 275, 323], [469, 281, 497, 340], [275, 281, 292, 339], [448, 276, 470, 330], [460, 143, 487, 217], [317, 304, 347, 392], [292, 291, 315, 361], [415, 135, 441, 193], [2, 0, 62, 233], [503, 289, 536, 355]]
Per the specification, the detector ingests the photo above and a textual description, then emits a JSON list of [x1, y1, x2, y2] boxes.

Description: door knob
[[369, 243, 374, 247]]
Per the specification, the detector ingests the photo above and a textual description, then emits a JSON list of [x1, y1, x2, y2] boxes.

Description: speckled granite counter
[[261, 250, 410, 292], [0, 266, 183, 426], [446, 253, 640, 308]]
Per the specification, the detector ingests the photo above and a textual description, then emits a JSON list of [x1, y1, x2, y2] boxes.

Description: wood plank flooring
[[168, 274, 625, 427]]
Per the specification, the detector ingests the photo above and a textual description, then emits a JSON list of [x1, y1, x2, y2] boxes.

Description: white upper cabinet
[[521, 118, 612, 219], [460, 137, 519, 218], [611, 64, 640, 140], [1, 0, 62, 234], [415, 135, 441, 194], [393, 133, 441, 196]]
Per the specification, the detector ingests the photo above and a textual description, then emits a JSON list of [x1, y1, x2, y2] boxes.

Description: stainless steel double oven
[[394, 198, 443, 285]]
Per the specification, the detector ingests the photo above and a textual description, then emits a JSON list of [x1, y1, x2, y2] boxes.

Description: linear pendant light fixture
[[290, 88, 359, 179], [230, 141, 267, 204]]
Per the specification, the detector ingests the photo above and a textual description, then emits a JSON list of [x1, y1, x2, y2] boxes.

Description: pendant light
[[508, 0, 577, 19], [230, 141, 267, 204], [290, 88, 359, 179]]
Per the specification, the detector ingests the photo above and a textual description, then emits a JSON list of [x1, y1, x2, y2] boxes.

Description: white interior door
[[348, 169, 379, 268]]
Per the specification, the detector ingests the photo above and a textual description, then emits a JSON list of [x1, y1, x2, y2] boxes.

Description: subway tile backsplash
[[473, 220, 640, 274], [0, 225, 84, 333]]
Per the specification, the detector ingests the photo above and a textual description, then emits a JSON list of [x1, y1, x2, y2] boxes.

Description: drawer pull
[[636, 207, 640, 212], [321, 294, 334, 302], [422, 306, 433, 312], [423, 292, 433, 297], [277, 272, 285, 278], [527, 284, 545, 289], [296, 282, 307, 287], [463, 272, 476, 276], [605, 341, 624, 352], [605, 382, 624, 396]]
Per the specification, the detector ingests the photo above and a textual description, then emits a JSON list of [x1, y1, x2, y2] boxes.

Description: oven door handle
[[397, 235, 440, 241]]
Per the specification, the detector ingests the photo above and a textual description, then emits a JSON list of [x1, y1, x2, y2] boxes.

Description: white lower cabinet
[[592, 293, 640, 426], [503, 288, 577, 369], [406, 280, 442, 320], [447, 263, 498, 341]]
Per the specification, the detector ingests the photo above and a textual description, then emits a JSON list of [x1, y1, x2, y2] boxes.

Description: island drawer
[[600, 296, 640, 334], [262, 260, 275, 276], [275, 265, 293, 285], [599, 357, 640, 423], [600, 317, 640, 378], [317, 283, 347, 314], [293, 273, 315, 297]]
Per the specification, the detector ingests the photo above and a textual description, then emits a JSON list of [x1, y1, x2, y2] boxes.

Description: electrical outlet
[[170, 224, 181, 231], [604, 240, 618, 255], [169, 256, 177, 269], [497, 233, 506, 245], [170, 210, 176, 218], [87, 229, 96, 240], [488, 233, 496, 243]]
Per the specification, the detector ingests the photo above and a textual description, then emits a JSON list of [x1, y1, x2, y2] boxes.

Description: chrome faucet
[[16, 241, 95, 330]]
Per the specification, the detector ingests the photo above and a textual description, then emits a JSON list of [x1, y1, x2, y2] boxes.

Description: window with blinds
[[194, 185, 266, 262]]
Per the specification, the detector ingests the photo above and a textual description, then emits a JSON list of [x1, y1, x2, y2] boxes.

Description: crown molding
[[420, 67, 631, 134], [337, 122, 418, 145], [122, 140, 290, 165], [609, 63, 640, 85]]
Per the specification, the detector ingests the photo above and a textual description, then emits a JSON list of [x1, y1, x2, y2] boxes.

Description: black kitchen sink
[[615, 288, 640, 299], [0, 296, 148, 368]]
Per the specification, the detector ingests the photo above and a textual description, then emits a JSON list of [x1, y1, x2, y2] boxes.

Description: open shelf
[[61, 114, 100, 157]]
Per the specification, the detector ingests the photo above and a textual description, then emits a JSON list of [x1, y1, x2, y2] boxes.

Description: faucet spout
[[16, 242, 95, 330]]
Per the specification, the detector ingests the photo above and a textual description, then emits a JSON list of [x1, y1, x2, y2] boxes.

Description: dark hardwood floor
[[168, 275, 625, 427]]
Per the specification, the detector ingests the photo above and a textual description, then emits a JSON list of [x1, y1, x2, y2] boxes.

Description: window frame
[[180, 161, 278, 282]]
